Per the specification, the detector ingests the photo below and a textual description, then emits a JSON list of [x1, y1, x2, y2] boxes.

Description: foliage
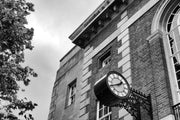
[[0, 0, 37, 119]]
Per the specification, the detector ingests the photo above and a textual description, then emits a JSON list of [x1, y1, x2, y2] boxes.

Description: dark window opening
[[99, 50, 111, 68], [67, 80, 76, 106]]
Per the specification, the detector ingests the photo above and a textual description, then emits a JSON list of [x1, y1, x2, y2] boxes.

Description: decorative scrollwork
[[111, 88, 152, 120]]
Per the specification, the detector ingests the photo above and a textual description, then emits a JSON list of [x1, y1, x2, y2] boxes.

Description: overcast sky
[[22, 0, 104, 120]]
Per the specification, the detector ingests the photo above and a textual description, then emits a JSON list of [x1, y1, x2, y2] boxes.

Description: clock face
[[107, 71, 130, 98]]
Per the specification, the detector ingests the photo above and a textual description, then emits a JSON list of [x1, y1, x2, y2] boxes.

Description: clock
[[106, 71, 130, 98], [94, 71, 131, 106]]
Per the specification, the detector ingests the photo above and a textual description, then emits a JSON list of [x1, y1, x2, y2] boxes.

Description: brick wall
[[48, 0, 176, 120], [148, 32, 173, 120], [129, 1, 173, 119], [85, 0, 174, 120]]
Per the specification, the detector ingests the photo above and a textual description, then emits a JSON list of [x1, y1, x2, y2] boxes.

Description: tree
[[0, 0, 37, 119]]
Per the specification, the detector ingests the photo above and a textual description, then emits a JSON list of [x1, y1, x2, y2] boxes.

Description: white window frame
[[166, 3, 180, 90], [67, 80, 76, 106], [96, 101, 112, 120], [160, 1, 180, 104]]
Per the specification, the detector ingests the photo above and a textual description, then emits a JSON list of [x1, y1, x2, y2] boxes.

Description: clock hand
[[110, 81, 123, 86], [118, 81, 123, 86]]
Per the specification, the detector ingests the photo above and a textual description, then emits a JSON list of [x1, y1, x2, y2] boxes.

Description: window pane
[[67, 80, 76, 106], [99, 102, 103, 109], [177, 71, 180, 80], [104, 107, 108, 115], [99, 50, 111, 68], [178, 81, 180, 89], [167, 5, 180, 89], [104, 116, 109, 120], [108, 107, 112, 112], [99, 109, 103, 118], [97, 102, 112, 120]]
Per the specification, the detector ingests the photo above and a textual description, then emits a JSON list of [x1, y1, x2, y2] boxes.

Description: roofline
[[69, 0, 115, 41], [59, 45, 82, 67], [60, 45, 76, 62]]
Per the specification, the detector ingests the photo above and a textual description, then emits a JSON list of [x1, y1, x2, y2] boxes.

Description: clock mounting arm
[[94, 71, 153, 120], [111, 88, 153, 120]]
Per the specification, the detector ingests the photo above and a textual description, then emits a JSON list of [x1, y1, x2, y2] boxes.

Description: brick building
[[48, 0, 180, 120]]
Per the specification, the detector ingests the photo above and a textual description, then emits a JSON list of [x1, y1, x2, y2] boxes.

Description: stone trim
[[117, 10, 133, 119], [117, 16, 128, 28], [79, 46, 93, 120], [79, 113, 89, 120], [81, 84, 91, 95], [82, 71, 92, 82], [122, 69, 131, 78], [118, 41, 129, 54], [117, 29, 129, 42], [79, 107, 86, 117], [80, 93, 87, 102], [121, 34, 130, 44], [80, 98, 90, 109], [122, 47, 130, 58], [83, 59, 92, 70], [81, 80, 88, 89], [146, 30, 163, 42], [122, 61, 131, 72], [84, 47, 94, 57], [118, 54, 130, 68], [83, 67, 89, 76], [121, 10, 128, 19]]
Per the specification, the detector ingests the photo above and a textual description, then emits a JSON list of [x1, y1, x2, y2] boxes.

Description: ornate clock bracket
[[112, 88, 152, 120], [94, 71, 153, 120]]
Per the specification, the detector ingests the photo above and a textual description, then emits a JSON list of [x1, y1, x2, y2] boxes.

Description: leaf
[[0, 0, 37, 119]]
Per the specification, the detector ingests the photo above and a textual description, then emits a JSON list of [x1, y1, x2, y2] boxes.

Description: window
[[97, 101, 112, 120], [67, 80, 76, 106], [166, 3, 180, 88], [99, 50, 111, 68]]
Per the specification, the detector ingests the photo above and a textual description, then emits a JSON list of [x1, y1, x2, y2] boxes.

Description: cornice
[[69, 0, 128, 48]]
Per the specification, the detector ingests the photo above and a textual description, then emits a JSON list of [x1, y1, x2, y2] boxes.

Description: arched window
[[152, 0, 180, 104], [166, 3, 180, 88]]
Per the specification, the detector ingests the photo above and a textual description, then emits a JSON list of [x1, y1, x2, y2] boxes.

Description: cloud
[[23, 0, 104, 120]]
